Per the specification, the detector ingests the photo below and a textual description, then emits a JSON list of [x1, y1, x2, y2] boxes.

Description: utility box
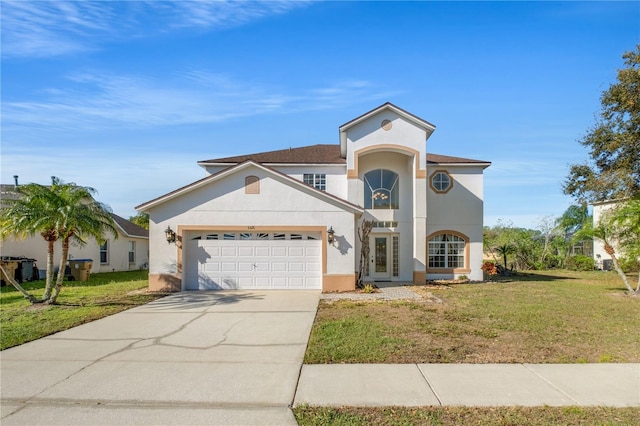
[[69, 259, 93, 282]]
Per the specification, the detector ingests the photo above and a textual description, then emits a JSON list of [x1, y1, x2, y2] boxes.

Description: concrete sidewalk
[[294, 363, 640, 407]]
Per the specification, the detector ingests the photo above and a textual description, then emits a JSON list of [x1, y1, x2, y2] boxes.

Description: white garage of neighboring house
[[137, 103, 489, 292]]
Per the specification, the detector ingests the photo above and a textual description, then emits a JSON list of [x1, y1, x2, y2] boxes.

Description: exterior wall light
[[327, 226, 335, 245], [165, 226, 176, 244]]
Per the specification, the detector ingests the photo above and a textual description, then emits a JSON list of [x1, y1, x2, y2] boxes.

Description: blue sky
[[2, 1, 638, 229]]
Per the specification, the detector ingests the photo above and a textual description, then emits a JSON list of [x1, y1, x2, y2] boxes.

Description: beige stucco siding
[[1, 234, 148, 274], [426, 166, 485, 281], [146, 164, 358, 290]]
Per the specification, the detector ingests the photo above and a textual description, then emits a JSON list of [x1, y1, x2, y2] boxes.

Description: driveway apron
[[1, 290, 321, 425]]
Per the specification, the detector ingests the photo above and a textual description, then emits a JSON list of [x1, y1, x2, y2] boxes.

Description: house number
[[247, 226, 255, 230]]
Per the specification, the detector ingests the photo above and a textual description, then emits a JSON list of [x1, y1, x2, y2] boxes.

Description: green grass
[[1, 270, 166, 350], [293, 406, 640, 426], [307, 314, 408, 363], [306, 270, 640, 364]]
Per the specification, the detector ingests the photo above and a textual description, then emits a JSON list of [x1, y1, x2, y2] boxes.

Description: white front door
[[369, 235, 392, 280]]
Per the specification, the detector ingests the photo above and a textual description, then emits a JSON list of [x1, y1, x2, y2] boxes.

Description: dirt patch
[[24, 303, 53, 312]]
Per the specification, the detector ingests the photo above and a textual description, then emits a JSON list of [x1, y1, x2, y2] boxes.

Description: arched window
[[364, 169, 399, 209], [428, 233, 467, 269]]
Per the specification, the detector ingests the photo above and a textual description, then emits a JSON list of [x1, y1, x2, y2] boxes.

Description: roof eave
[[136, 160, 363, 214], [427, 161, 492, 170], [197, 161, 346, 167]]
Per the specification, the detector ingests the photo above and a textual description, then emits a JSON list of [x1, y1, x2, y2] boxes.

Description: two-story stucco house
[[136, 103, 490, 292]]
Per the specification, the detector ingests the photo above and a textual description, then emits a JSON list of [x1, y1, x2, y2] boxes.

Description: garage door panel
[[288, 277, 304, 287], [255, 277, 271, 288], [221, 262, 237, 272], [289, 262, 304, 272], [238, 247, 254, 256], [306, 246, 321, 257], [238, 262, 253, 272], [255, 247, 270, 257], [272, 262, 287, 272], [272, 247, 287, 257], [288, 247, 304, 257], [204, 263, 220, 272], [255, 262, 270, 272], [187, 239, 322, 290], [221, 247, 237, 256]]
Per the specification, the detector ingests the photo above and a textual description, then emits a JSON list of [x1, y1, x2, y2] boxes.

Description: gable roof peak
[[339, 102, 436, 132], [339, 103, 436, 157]]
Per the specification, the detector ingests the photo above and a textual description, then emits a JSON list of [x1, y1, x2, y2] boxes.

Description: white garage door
[[185, 234, 322, 290]]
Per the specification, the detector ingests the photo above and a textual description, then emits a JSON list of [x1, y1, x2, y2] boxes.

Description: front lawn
[[293, 406, 640, 426], [0, 270, 166, 350], [305, 270, 640, 364]]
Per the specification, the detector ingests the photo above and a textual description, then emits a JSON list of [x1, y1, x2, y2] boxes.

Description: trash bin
[[69, 259, 93, 282], [19, 258, 37, 282], [0, 258, 20, 286]]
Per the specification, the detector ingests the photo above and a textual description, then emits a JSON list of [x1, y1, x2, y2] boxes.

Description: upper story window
[[364, 169, 399, 209], [430, 170, 452, 193], [303, 173, 326, 191]]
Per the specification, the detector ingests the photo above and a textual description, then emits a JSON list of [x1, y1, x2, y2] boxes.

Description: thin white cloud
[[1, 1, 117, 57], [2, 70, 395, 130], [162, 0, 309, 30], [1, 1, 311, 58]]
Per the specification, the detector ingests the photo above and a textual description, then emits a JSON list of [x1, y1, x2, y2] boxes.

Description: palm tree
[[0, 177, 117, 304], [47, 178, 117, 304], [1, 182, 60, 303], [495, 244, 515, 271]]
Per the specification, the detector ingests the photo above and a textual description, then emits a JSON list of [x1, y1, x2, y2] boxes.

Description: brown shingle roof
[[199, 144, 488, 166], [112, 214, 148, 238], [426, 153, 490, 164], [199, 144, 345, 165]]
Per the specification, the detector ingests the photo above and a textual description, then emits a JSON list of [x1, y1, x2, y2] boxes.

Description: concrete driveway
[[1, 290, 320, 425]]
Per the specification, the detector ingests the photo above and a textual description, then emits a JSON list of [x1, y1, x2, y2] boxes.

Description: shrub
[[565, 255, 595, 271], [362, 284, 377, 293], [618, 255, 640, 273]]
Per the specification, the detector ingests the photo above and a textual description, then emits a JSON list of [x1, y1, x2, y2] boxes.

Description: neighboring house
[[137, 103, 490, 292], [592, 200, 621, 270], [0, 184, 149, 275]]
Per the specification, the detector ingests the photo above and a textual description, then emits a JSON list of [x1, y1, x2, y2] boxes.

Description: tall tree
[[46, 178, 118, 304], [129, 212, 149, 230], [0, 178, 117, 304], [556, 204, 591, 235], [564, 45, 640, 203]]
